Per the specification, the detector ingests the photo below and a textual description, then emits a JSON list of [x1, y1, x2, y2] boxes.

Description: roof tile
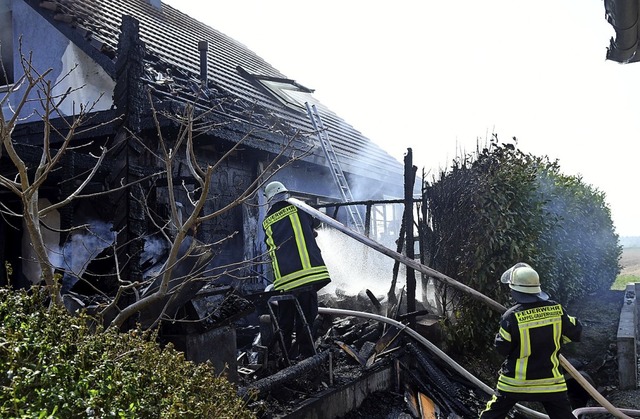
[[28, 0, 402, 180]]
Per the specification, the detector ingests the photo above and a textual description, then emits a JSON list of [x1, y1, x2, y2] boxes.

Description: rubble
[[234, 289, 490, 418]]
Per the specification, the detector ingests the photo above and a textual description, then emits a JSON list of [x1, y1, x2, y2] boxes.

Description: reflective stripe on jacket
[[263, 201, 330, 291], [494, 300, 582, 395]]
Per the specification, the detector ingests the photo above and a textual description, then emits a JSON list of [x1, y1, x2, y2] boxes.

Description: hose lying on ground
[[572, 407, 640, 418], [319, 307, 548, 419]]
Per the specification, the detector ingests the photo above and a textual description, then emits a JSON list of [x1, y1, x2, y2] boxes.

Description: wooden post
[[388, 213, 405, 308], [404, 149, 417, 329]]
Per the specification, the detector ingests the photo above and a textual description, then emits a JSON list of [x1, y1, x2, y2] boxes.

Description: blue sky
[[165, 0, 639, 237]]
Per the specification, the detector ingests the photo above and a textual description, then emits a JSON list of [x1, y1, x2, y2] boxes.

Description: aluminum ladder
[[305, 102, 365, 233]]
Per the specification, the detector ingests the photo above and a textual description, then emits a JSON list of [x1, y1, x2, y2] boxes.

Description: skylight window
[[237, 66, 313, 111]]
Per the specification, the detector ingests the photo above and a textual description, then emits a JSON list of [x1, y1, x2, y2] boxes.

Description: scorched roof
[[21, 0, 403, 182]]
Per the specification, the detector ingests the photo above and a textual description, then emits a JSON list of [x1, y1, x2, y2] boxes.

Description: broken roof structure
[[2, 0, 403, 181]]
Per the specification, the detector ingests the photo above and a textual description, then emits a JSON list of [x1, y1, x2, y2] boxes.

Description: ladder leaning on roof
[[304, 102, 365, 233]]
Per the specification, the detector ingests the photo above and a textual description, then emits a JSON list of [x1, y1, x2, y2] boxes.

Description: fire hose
[[318, 306, 547, 418], [287, 197, 633, 419]]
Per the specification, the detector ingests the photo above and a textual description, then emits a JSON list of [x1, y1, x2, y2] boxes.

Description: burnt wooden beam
[[38, 1, 58, 11], [404, 149, 417, 329], [317, 198, 421, 208], [388, 211, 405, 310], [238, 350, 331, 400], [53, 13, 74, 23], [336, 341, 366, 366], [115, 15, 146, 134], [397, 309, 431, 321], [364, 203, 372, 237], [365, 289, 381, 313]]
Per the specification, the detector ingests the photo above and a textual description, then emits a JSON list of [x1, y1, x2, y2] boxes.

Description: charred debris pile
[[56, 229, 489, 417], [235, 288, 488, 418]]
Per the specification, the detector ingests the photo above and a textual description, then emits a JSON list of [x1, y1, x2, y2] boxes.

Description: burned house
[[0, 0, 405, 335]]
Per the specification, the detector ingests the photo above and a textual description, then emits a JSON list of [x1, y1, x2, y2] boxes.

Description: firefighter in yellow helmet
[[262, 181, 331, 359], [480, 263, 583, 419]]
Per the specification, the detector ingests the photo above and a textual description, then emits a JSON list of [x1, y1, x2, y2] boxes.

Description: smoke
[[53, 220, 116, 292], [140, 235, 171, 280], [316, 227, 405, 298], [141, 235, 169, 266], [47, 245, 63, 271]]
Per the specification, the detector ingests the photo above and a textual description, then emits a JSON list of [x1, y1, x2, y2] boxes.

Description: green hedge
[[422, 138, 621, 352], [0, 287, 254, 418]]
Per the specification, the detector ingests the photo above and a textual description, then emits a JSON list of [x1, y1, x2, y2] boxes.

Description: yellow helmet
[[501, 262, 549, 303]]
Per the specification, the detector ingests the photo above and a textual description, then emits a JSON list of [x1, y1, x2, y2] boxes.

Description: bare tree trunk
[[1, 54, 111, 304]]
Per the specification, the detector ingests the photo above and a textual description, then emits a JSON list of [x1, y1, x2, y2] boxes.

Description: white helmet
[[264, 181, 288, 201], [501, 262, 549, 303]]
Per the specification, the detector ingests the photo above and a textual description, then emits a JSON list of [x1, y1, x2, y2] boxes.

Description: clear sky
[[164, 0, 639, 237]]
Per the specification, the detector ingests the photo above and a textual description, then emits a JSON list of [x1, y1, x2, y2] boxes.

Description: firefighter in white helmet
[[262, 181, 331, 359], [480, 263, 583, 419]]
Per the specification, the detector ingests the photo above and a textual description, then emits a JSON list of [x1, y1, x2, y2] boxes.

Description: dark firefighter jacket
[[494, 299, 582, 395], [263, 200, 331, 292]]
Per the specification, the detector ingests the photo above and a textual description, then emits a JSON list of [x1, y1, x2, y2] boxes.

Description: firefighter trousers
[[277, 288, 318, 358]]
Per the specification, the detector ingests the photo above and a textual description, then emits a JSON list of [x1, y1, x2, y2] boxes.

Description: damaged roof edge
[[23, 0, 117, 76]]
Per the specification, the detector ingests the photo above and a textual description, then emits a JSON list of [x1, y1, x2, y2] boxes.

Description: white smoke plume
[[54, 220, 115, 291]]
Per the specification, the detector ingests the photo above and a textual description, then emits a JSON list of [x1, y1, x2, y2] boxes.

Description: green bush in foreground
[[0, 287, 254, 419]]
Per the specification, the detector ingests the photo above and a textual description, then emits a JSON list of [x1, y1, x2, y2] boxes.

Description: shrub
[[0, 287, 254, 418], [422, 136, 621, 352]]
